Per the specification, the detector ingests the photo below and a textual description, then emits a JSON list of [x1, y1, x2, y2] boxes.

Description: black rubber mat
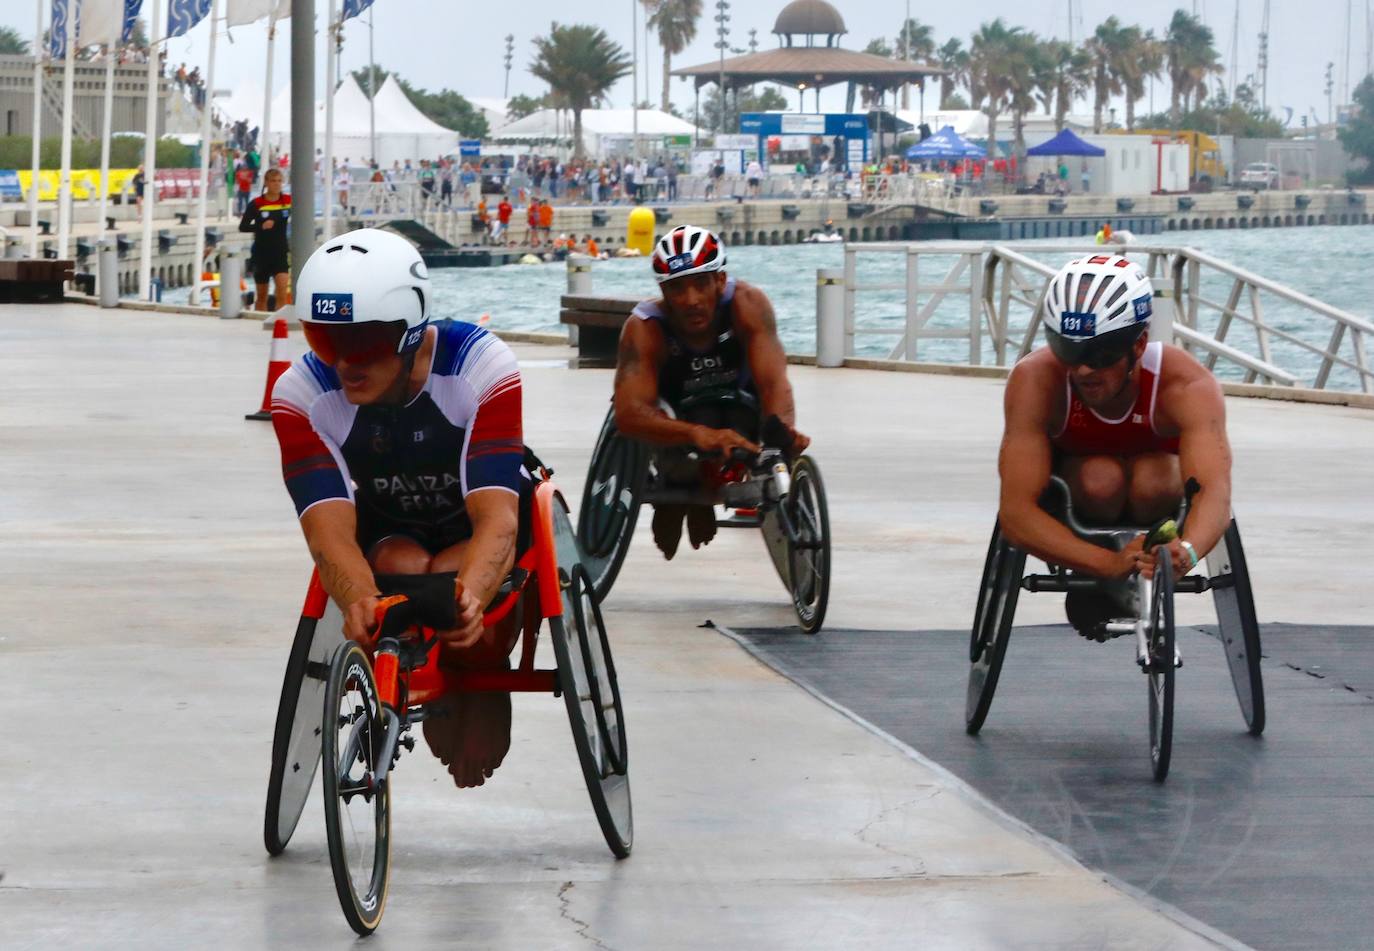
[[729, 622, 1374, 951]]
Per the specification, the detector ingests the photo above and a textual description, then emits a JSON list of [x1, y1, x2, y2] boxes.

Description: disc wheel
[[552, 493, 633, 857], [264, 598, 345, 855], [1147, 557, 1176, 782], [966, 525, 1025, 735], [577, 406, 647, 602], [1207, 519, 1265, 735], [322, 642, 391, 935], [785, 456, 831, 634]]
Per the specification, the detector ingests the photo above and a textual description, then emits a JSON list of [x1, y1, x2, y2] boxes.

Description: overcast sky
[[4, 0, 1367, 128]]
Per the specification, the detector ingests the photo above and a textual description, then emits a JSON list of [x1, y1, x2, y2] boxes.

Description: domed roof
[[772, 0, 847, 38]]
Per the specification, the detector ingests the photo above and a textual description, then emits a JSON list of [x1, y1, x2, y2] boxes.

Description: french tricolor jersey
[[270, 320, 524, 537]]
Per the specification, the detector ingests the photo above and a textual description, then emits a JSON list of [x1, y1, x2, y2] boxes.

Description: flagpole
[[367, 3, 376, 166], [29, 0, 43, 257], [57, 0, 77, 261], [262, 10, 276, 167], [290, 0, 315, 295], [98, 45, 117, 237], [192, 0, 219, 304], [139, 0, 160, 299], [322, 0, 336, 240]]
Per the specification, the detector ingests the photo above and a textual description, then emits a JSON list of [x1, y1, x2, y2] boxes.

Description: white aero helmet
[[1040, 253, 1154, 368], [651, 224, 726, 284], [296, 227, 431, 365]]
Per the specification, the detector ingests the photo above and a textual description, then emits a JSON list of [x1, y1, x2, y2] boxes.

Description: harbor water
[[428, 225, 1373, 389]]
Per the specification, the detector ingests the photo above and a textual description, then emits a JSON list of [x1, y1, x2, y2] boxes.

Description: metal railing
[[836, 241, 1373, 393]]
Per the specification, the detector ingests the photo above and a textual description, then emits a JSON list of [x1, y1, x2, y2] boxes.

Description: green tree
[[1086, 17, 1131, 132], [1122, 30, 1164, 131], [1338, 76, 1374, 183], [1165, 10, 1221, 124], [649, 0, 701, 113], [529, 23, 632, 158], [969, 19, 1025, 160], [0, 26, 31, 55], [936, 38, 970, 110], [349, 67, 489, 138], [701, 85, 788, 132], [1003, 31, 1043, 161], [505, 93, 548, 121], [894, 18, 935, 109], [1037, 39, 1091, 132]]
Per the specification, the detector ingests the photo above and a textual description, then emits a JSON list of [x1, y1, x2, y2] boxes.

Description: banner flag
[[76, 0, 124, 47], [49, 0, 72, 59], [340, 0, 374, 22], [166, 0, 211, 38], [226, 0, 290, 27]]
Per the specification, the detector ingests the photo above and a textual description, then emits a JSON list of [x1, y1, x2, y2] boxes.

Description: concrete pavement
[[2, 302, 1368, 948]]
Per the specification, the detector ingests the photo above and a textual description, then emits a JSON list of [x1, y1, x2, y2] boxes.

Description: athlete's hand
[[438, 579, 486, 650], [262, 218, 275, 230], [1105, 536, 1148, 580], [1139, 537, 1193, 580], [693, 426, 760, 459], [785, 425, 811, 455], [343, 594, 380, 645]]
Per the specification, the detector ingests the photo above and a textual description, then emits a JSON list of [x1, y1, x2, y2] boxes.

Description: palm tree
[[969, 20, 1024, 165], [0, 26, 30, 55], [936, 38, 969, 109], [1086, 17, 1131, 133], [649, 0, 701, 114], [1037, 39, 1091, 132], [1122, 30, 1164, 131], [895, 18, 936, 110], [530, 24, 633, 160], [1004, 32, 1043, 165], [1166, 10, 1221, 124]]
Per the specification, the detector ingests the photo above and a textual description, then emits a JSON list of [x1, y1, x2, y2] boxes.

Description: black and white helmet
[[1040, 253, 1154, 366]]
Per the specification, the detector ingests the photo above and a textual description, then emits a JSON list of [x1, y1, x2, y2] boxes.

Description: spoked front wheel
[[1208, 519, 1265, 736], [552, 494, 633, 858], [1147, 558, 1177, 782], [966, 524, 1025, 735], [785, 456, 831, 634], [322, 642, 392, 935]]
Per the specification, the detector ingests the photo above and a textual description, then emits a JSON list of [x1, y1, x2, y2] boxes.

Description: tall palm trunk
[[661, 50, 672, 112], [572, 107, 584, 161]]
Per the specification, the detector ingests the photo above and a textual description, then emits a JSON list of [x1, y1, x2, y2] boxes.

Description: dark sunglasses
[[302, 321, 406, 366]]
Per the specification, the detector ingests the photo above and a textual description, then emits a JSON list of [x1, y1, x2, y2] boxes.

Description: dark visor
[[1046, 325, 1144, 369], [302, 321, 407, 365]]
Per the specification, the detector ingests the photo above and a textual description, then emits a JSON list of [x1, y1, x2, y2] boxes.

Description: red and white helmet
[[1040, 253, 1153, 366], [651, 225, 727, 284]]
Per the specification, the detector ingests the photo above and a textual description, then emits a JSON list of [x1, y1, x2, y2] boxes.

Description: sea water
[[428, 225, 1373, 390]]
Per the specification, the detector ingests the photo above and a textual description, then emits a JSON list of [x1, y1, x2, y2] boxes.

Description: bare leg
[[1125, 452, 1183, 524], [1058, 454, 1128, 524], [273, 271, 290, 307], [253, 282, 269, 312]]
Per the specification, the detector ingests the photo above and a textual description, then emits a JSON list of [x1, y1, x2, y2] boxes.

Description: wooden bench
[[559, 294, 638, 368], [0, 259, 75, 302]]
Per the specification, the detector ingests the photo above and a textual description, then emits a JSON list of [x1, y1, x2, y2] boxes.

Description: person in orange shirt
[[526, 199, 541, 247], [538, 198, 554, 240], [585, 234, 600, 257]]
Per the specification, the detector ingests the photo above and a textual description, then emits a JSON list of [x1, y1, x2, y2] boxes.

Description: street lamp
[[503, 34, 514, 98]]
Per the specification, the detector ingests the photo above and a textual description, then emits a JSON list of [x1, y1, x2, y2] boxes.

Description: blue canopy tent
[[906, 125, 986, 161], [1026, 128, 1105, 157]]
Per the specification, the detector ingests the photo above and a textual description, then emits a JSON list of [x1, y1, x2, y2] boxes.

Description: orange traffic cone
[[247, 318, 291, 421]]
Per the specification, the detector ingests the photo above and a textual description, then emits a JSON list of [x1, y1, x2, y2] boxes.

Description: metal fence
[[835, 241, 1373, 393]]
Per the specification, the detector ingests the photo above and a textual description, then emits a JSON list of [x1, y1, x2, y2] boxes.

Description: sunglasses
[[302, 321, 407, 366], [1046, 332, 1136, 370]]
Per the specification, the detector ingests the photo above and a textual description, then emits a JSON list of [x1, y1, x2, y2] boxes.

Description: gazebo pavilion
[[671, 0, 944, 133]]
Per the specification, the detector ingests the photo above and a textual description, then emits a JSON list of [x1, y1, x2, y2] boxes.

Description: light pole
[[715, 0, 730, 133], [1326, 61, 1335, 125], [503, 34, 514, 98]]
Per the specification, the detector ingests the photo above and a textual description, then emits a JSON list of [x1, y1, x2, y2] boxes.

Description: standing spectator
[[622, 160, 636, 203], [526, 198, 541, 247], [233, 161, 254, 215], [496, 194, 513, 243], [238, 167, 291, 312], [418, 159, 436, 204], [334, 163, 351, 214], [440, 162, 454, 207], [746, 158, 763, 197], [538, 196, 554, 242], [1080, 161, 1091, 194], [1057, 160, 1069, 193], [666, 158, 678, 201], [131, 165, 146, 212]]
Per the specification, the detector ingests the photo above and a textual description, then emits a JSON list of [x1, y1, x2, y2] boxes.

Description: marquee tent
[[906, 125, 985, 161], [490, 107, 701, 155], [1026, 128, 1106, 157]]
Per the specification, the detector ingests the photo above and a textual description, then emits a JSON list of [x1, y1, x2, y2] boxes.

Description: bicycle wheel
[[966, 533, 1025, 735], [570, 563, 628, 775], [577, 406, 647, 602], [264, 598, 345, 856], [322, 642, 391, 936], [785, 456, 831, 634], [970, 522, 1002, 664], [1207, 519, 1265, 736], [1147, 558, 1176, 782], [552, 493, 633, 858]]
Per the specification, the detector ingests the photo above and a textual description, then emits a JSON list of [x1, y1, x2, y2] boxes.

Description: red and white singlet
[[1051, 341, 1180, 457]]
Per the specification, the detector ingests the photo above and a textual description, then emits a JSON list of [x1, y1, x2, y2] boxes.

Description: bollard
[[815, 268, 845, 367], [149, 275, 163, 302], [565, 253, 593, 347], [220, 249, 243, 320], [97, 240, 119, 307], [4, 235, 24, 259]]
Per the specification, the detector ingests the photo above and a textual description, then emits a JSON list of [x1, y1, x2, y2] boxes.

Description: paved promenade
[[1, 302, 1369, 948]]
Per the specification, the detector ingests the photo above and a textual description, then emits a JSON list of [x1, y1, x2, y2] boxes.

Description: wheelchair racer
[[271, 227, 523, 788], [998, 253, 1233, 636], [613, 224, 809, 558]]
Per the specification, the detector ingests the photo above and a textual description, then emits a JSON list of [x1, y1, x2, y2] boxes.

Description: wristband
[[1180, 540, 1198, 568]]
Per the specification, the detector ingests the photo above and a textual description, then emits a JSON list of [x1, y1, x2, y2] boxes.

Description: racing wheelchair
[[966, 476, 1264, 781], [262, 467, 630, 935], [576, 394, 831, 633]]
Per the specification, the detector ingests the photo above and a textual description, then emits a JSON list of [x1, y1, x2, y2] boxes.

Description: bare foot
[[423, 690, 512, 788]]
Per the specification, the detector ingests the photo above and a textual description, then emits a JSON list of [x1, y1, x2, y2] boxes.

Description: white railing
[[837, 241, 1373, 393]]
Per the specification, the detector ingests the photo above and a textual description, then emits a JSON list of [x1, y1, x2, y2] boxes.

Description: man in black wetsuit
[[613, 224, 809, 558]]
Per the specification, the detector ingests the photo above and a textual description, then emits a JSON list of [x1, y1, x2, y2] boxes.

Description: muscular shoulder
[[1005, 348, 1061, 430], [431, 320, 520, 400], [730, 280, 777, 334], [1156, 342, 1224, 430]]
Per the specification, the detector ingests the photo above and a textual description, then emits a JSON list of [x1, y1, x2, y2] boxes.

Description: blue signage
[[459, 139, 482, 158], [0, 170, 22, 200]]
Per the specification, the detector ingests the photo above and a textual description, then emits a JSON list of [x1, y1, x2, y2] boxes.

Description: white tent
[[468, 97, 511, 135], [491, 107, 701, 155], [254, 76, 459, 167], [895, 110, 1094, 144]]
